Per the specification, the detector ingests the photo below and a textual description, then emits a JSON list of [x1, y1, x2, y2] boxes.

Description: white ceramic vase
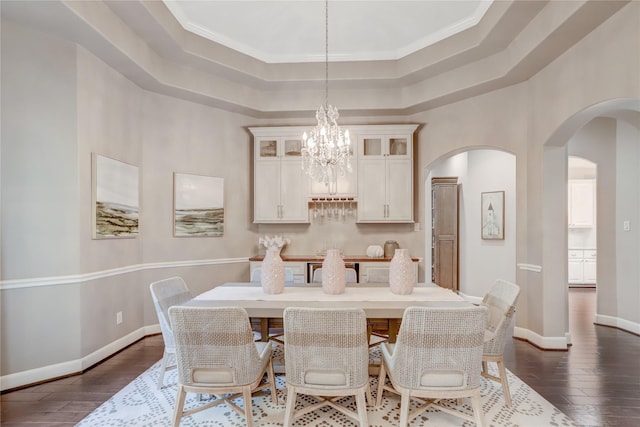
[[389, 249, 415, 295], [261, 248, 285, 294], [322, 249, 346, 295]]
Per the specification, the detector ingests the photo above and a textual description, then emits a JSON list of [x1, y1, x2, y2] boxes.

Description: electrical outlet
[[116, 311, 123, 325], [623, 220, 630, 231]]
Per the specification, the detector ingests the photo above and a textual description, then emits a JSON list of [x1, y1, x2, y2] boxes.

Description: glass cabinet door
[[258, 139, 278, 158], [283, 139, 302, 157], [362, 137, 383, 157], [389, 137, 408, 156]]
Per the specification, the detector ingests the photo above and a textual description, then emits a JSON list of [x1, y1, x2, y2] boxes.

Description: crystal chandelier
[[302, 0, 351, 195]]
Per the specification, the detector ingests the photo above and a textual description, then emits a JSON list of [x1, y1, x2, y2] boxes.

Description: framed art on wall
[[92, 153, 139, 239], [481, 190, 504, 240], [174, 173, 224, 237]]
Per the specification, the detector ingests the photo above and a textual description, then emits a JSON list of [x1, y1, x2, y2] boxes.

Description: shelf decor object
[[258, 235, 290, 254], [301, 0, 351, 194], [322, 249, 346, 294], [481, 191, 505, 240], [389, 249, 415, 295], [261, 248, 285, 294]]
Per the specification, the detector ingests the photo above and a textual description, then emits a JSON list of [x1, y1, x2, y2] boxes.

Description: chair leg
[[355, 388, 368, 426], [376, 362, 387, 406], [158, 350, 169, 389], [470, 389, 486, 427], [242, 386, 254, 427], [496, 357, 512, 407], [283, 386, 297, 427], [399, 392, 410, 427], [266, 359, 278, 404], [172, 384, 186, 427]]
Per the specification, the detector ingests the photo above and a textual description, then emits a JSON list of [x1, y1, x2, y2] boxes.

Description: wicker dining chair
[[149, 277, 193, 389], [376, 305, 488, 427], [282, 307, 371, 427], [168, 305, 278, 427], [481, 279, 521, 407]]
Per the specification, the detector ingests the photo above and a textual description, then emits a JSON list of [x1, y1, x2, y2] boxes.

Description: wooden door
[[431, 177, 459, 291]]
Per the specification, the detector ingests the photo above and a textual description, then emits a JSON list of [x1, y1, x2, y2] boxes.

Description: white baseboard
[[456, 293, 570, 349], [595, 314, 640, 335], [514, 326, 569, 350], [1, 325, 160, 392]]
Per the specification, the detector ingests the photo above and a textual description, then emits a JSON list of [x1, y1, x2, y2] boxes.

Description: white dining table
[[188, 282, 468, 342]]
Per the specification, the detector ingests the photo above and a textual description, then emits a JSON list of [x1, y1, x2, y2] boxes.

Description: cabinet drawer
[[568, 250, 583, 259], [583, 250, 597, 259]]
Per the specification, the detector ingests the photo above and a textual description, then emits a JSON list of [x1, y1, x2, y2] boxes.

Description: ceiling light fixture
[[302, 0, 351, 195]]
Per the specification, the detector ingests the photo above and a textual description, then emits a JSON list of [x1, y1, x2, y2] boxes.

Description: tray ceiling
[[163, 0, 492, 63]]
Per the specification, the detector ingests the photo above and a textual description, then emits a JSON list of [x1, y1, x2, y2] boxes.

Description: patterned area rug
[[79, 344, 576, 426]]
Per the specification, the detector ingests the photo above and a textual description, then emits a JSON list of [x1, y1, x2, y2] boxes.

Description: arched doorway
[[424, 148, 517, 299], [543, 99, 640, 345]]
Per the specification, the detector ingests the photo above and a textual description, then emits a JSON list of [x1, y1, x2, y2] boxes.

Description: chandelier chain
[[325, 0, 329, 108], [301, 0, 351, 195]]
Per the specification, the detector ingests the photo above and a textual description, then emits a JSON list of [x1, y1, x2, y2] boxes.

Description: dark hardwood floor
[[503, 288, 640, 427], [1, 288, 639, 426]]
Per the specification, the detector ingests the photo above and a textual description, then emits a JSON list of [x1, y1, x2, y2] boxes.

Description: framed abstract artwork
[[92, 153, 139, 239], [481, 191, 504, 240], [174, 173, 224, 237]]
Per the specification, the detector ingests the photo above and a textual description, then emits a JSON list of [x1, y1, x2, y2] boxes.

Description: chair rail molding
[[0, 257, 249, 290], [517, 263, 542, 272]]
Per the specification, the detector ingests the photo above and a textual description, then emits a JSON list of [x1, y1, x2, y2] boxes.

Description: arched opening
[[424, 148, 517, 300], [543, 99, 640, 346]]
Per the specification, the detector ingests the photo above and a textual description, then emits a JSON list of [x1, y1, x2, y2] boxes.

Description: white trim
[[0, 257, 249, 290], [513, 326, 569, 350], [0, 326, 155, 391], [595, 314, 640, 336], [517, 263, 542, 272]]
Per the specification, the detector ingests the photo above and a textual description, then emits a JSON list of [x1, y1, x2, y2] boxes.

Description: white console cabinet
[[250, 260, 306, 284]]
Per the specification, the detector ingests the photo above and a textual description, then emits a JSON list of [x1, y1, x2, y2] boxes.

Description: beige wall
[[1, 2, 639, 388]]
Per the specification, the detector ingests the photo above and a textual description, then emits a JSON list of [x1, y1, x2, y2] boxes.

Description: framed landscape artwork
[[92, 153, 139, 239], [174, 173, 224, 237], [481, 190, 505, 240]]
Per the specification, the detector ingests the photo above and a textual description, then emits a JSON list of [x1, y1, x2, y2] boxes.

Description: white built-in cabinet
[[356, 125, 418, 222], [250, 129, 309, 223], [568, 249, 597, 285], [250, 124, 418, 223], [568, 179, 595, 228]]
